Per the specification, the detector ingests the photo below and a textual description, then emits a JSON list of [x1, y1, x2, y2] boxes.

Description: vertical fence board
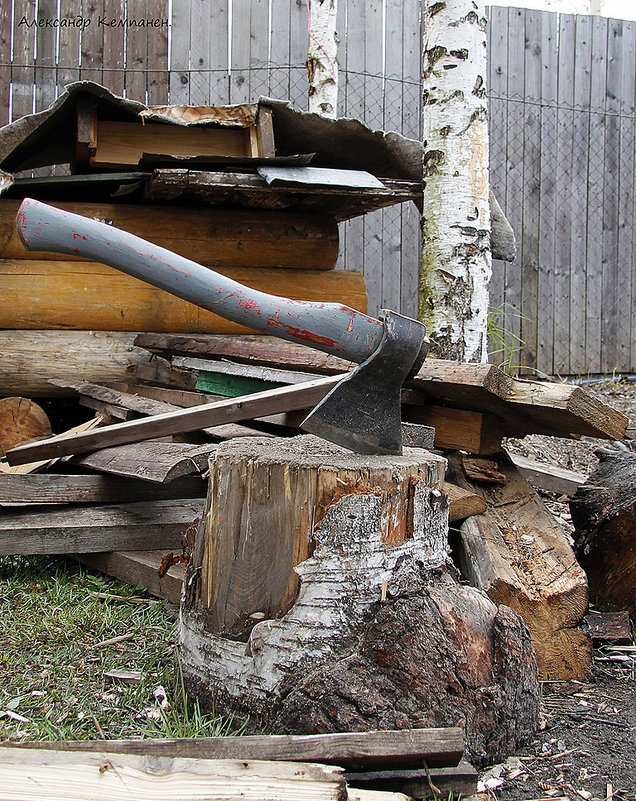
[[146, 0, 169, 104], [34, 0, 57, 113], [536, 10, 558, 374], [230, 0, 251, 104], [585, 15, 609, 374], [79, 0, 104, 85], [0, 1, 10, 125], [519, 9, 542, 369], [569, 13, 593, 375], [169, 0, 192, 104], [125, 0, 149, 102], [11, 0, 37, 121], [503, 7, 525, 352], [553, 14, 575, 375], [249, 0, 270, 100], [600, 18, 622, 373], [102, 0, 126, 97], [616, 21, 634, 372], [269, 0, 292, 100], [208, 0, 230, 105], [487, 5, 509, 337], [189, 0, 213, 104], [399, 0, 422, 320], [288, 0, 308, 108]]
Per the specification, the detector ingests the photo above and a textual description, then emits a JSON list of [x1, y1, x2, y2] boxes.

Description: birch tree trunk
[[420, 0, 492, 363], [307, 0, 338, 117]]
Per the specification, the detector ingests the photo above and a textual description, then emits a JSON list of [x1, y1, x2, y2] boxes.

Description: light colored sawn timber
[[0, 261, 367, 333], [0, 199, 339, 270], [0, 748, 344, 801], [450, 452, 591, 681], [0, 331, 148, 397], [508, 452, 585, 496]]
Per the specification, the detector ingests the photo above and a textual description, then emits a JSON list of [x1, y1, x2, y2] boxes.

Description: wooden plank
[[345, 759, 478, 799], [519, 10, 542, 369], [207, 0, 230, 104], [536, 10, 557, 374], [107, 382, 212, 408], [584, 610, 633, 645], [6, 728, 465, 769], [10, 0, 36, 122], [618, 22, 636, 373], [586, 15, 609, 375], [66, 441, 216, 483], [248, 0, 270, 101], [34, 0, 57, 115], [77, 549, 186, 603], [0, 331, 148, 398], [0, 750, 345, 801], [51, 378, 179, 415], [124, 0, 148, 102], [0, 261, 367, 333], [6, 375, 343, 465], [0, 473, 205, 505], [507, 452, 585, 496], [56, 0, 82, 94], [0, 1, 11, 127], [288, 0, 308, 109], [101, 0, 126, 96], [79, 0, 105, 85], [168, 0, 192, 104], [0, 499, 203, 555], [172, 356, 318, 385], [600, 17, 622, 374], [0, 200, 339, 269], [269, 0, 291, 100], [569, 14, 593, 375], [146, 0, 169, 104]]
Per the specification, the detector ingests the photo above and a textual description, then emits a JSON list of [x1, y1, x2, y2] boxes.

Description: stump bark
[[570, 450, 636, 617], [179, 435, 540, 765]]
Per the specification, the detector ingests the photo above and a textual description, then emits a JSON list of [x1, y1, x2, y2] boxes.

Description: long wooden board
[[6, 376, 342, 465], [0, 474, 205, 505], [0, 261, 367, 333], [77, 550, 186, 604], [5, 728, 464, 769], [0, 200, 339, 270], [0, 499, 203, 555]]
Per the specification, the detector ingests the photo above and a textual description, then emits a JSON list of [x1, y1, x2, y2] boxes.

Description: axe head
[[301, 310, 428, 455]]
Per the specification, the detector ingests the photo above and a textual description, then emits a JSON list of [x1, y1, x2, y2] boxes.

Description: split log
[[0, 397, 51, 453], [447, 452, 591, 681], [0, 331, 147, 397], [179, 435, 539, 765], [0, 200, 340, 270], [0, 261, 367, 333], [570, 450, 636, 617]]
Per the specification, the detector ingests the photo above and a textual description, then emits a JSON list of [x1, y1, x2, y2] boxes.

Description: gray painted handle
[[17, 198, 385, 362]]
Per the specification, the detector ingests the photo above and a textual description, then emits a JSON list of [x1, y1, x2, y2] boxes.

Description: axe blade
[[301, 310, 428, 455]]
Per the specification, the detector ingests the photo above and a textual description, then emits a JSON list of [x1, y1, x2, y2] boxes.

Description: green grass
[[0, 555, 243, 742]]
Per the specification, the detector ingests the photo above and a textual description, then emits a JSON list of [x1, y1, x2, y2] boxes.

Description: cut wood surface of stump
[[179, 435, 540, 765]]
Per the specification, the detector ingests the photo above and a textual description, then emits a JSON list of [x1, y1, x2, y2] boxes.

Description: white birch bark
[[420, 0, 492, 363], [307, 0, 338, 117]]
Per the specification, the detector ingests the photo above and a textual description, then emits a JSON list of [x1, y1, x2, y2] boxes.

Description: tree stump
[[570, 450, 636, 617], [179, 435, 540, 765]]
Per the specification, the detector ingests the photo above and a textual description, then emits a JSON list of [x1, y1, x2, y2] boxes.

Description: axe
[[15, 198, 428, 455]]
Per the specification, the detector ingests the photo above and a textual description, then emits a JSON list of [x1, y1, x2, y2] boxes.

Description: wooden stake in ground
[[179, 435, 540, 765], [420, 0, 492, 361]]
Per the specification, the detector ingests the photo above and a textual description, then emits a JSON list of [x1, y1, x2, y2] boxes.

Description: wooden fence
[[1, 2, 634, 374]]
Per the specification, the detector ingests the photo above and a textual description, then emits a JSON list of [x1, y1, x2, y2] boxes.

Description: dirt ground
[[481, 380, 636, 801]]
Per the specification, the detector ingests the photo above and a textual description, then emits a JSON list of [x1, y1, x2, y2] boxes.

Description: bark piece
[[179, 437, 539, 765], [447, 451, 591, 681], [461, 457, 507, 484], [0, 397, 51, 453], [570, 450, 636, 617]]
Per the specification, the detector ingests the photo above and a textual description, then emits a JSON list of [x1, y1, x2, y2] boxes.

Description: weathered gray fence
[[488, 7, 636, 376], [1, 2, 634, 375]]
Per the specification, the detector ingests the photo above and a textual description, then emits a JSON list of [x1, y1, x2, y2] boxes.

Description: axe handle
[[16, 198, 384, 363]]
